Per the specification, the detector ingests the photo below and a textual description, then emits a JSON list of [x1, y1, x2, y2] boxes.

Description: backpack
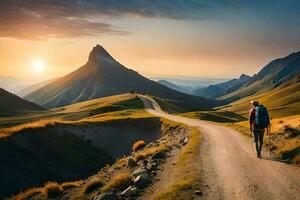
[[255, 105, 269, 128]]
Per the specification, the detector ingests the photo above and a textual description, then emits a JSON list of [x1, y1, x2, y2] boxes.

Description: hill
[[219, 76, 300, 118], [25, 45, 219, 110], [0, 94, 163, 199], [192, 74, 250, 99], [157, 80, 190, 94], [0, 88, 44, 115], [220, 51, 300, 102]]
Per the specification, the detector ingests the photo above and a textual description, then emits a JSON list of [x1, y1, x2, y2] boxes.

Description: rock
[[127, 157, 137, 168], [133, 174, 150, 188], [180, 136, 189, 145], [93, 191, 121, 200], [195, 190, 203, 196], [121, 186, 138, 197], [151, 152, 166, 160], [132, 168, 148, 177]]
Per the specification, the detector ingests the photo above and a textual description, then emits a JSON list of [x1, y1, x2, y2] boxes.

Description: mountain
[[157, 80, 191, 94], [192, 74, 251, 99], [0, 76, 31, 93], [220, 51, 300, 102], [16, 78, 56, 97], [0, 88, 44, 115], [25, 45, 219, 109]]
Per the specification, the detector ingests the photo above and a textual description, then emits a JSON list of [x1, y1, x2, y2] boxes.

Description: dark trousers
[[253, 128, 265, 155]]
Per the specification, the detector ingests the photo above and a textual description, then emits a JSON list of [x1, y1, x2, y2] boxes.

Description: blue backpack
[[255, 105, 270, 128]]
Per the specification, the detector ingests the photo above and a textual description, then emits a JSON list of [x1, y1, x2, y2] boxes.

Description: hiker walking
[[249, 100, 270, 158]]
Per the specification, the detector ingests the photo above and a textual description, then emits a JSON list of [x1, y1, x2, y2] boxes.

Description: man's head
[[251, 100, 259, 107]]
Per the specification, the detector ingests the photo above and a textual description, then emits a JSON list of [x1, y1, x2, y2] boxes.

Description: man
[[249, 100, 270, 158]]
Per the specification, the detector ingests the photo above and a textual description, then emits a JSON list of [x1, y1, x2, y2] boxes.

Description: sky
[[0, 0, 300, 82]]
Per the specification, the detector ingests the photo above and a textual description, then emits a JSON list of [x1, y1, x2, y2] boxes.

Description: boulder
[[133, 174, 150, 188], [132, 168, 148, 177], [127, 157, 137, 168], [121, 186, 138, 197], [152, 152, 166, 160], [93, 191, 121, 200]]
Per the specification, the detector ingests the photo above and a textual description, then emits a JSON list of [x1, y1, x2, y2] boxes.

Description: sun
[[32, 59, 45, 72]]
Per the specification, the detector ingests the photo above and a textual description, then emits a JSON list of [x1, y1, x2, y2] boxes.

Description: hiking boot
[[256, 152, 259, 158], [258, 152, 262, 159]]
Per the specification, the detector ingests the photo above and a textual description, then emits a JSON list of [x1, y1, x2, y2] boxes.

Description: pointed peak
[[88, 44, 115, 62]]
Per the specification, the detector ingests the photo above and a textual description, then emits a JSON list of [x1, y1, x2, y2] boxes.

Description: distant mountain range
[[192, 74, 251, 99], [25, 45, 219, 110], [157, 80, 191, 94], [0, 88, 44, 115], [193, 51, 300, 102]]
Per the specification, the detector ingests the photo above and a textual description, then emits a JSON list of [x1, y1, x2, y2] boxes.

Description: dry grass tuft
[[61, 180, 83, 190], [82, 178, 103, 194], [43, 182, 63, 198], [134, 144, 169, 162], [101, 171, 132, 192], [0, 119, 64, 138], [132, 140, 146, 151], [11, 187, 43, 200]]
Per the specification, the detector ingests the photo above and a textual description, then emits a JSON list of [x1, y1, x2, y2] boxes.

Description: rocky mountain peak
[[88, 44, 115, 63]]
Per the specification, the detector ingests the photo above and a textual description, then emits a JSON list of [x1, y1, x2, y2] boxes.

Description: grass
[[61, 181, 83, 190], [132, 140, 146, 152], [11, 182, 65, 200], [11, 188, 43, 200], [153, 127, 202, 200], [101, 171, 132, 192], [82, 178, 103, 194], [134, 144, 170, 162]]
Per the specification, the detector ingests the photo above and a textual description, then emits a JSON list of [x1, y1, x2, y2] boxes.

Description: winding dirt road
[[139, 95, 300, 200]]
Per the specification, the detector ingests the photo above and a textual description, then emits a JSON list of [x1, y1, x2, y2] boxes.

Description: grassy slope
[[218, 82, 300, 118], [0, 93, 144, 129], [0, 88, 44, 115], [0, 129, 112, 200], [153, 96, 216, 114], [0, 93, 160, 199]]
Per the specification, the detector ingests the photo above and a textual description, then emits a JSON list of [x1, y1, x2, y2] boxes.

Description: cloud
[[0, 0, 299, 40]]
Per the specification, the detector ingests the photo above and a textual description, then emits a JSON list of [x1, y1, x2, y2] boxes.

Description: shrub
[[82, 178, 103, 194], [43, 182, 63, 198], [102, 172, 132, 192], [132, 140, 146, 151]]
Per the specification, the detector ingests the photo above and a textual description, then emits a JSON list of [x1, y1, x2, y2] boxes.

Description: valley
[[0, 46, 299, 200]]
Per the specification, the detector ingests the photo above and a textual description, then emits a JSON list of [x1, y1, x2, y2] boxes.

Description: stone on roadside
[[93, 191, 121, 200], [127, 157, 137, 168], [133, 174, 150, 188], [132, 168, 148, 177], [151, 152, 166, 160], [121, 186, 138, 197]]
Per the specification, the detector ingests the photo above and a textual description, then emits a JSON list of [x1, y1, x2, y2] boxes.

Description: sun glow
[[32, 59, 45, 72]]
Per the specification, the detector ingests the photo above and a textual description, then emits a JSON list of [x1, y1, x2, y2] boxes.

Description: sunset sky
[[0, 0, 300, 82]]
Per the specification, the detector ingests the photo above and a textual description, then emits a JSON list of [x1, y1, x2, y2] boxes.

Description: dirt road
[[139, 95, 300, 200]]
